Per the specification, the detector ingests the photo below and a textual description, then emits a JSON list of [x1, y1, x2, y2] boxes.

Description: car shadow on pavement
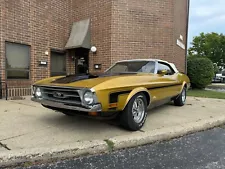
[[37, 110, 128, 132], [36, 102, 175, 133], [147, 102, 174, 115]]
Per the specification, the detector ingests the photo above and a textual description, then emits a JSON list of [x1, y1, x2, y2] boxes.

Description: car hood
[[34, 73, 176, 91], [34, 73, 141, 88]]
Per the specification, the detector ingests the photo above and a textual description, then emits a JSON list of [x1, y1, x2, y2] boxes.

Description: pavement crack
[[0, 142, 11, 150], [0, 127, 52, 142], [0, 133, 27, 141]]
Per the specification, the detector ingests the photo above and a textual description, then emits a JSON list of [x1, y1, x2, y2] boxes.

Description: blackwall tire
[[120, 93, 148, 131], [174, 87, 186, 106]]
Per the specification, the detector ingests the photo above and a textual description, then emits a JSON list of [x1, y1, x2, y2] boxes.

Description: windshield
[[105, 61, 155, 74]]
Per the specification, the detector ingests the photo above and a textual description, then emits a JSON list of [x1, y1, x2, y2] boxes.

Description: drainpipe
[[185, 0, 190, 74]]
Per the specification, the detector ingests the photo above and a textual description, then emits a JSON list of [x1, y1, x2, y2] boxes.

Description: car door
[[152, 62, 181, 101]]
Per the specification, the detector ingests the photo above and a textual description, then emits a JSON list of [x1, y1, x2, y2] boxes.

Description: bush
[[187, 57, 214, 89]]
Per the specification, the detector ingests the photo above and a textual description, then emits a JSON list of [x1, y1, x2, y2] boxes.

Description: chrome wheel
[[181, 89, 186, 103], [132, 96, 145, 124]]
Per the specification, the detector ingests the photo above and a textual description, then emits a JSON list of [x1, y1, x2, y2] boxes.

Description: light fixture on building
[[179, 35, 183, 41], [45, 51, 49, 56], [94, 64, 101, 70], [91, 46, 97, 53]]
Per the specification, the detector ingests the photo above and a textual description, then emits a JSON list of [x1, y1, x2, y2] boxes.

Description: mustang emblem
[[53, 92, 65, 99]]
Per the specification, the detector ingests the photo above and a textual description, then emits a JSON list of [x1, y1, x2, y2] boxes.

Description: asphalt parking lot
[[0, 96, 225, 153], [23, 127, 225, 169]]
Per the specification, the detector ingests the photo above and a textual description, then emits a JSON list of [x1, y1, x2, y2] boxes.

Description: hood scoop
[[52, 74, 99, 84]]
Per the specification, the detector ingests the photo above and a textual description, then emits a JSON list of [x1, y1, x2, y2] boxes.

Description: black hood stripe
[[51, 73, 137, 84]]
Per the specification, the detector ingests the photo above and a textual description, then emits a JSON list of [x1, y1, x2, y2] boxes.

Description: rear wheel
[[174, 87, 186, 106], [120, 93, 148, 131]]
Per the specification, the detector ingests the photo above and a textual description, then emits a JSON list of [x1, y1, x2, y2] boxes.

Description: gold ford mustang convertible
[[31, 59, 190, 131]]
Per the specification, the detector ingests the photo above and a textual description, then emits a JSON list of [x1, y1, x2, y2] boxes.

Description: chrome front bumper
[[31, 97, 102, 112]]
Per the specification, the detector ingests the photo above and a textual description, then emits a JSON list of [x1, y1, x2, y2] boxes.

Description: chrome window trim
[[154, 61, 158, 74], [105, 60, 158, 74], [155, 61, 177, 75]]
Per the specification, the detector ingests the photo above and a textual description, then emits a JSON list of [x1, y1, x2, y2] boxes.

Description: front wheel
[[174, 87, 186, 106], [120, 93, 148, 131]]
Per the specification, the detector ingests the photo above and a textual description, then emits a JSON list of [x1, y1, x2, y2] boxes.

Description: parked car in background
[[31, 59, 190, 131], [212, 73, 223, 83], [222, 70, 225, 83]]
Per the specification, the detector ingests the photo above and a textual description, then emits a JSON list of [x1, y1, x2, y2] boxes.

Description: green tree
[[213, 63, 219, 75], [188, 32, 225, 67]]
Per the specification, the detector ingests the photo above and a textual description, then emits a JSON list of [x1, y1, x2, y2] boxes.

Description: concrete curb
[[0, 140, 108, 167], [109, 116, 225, 150], [1, 116, 225, 167]]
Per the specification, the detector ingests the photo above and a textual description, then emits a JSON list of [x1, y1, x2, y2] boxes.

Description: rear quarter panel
[[94, 73, 190, 112]]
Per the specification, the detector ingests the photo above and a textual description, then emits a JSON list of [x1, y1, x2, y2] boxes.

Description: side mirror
[[158, 70, 167, 76]]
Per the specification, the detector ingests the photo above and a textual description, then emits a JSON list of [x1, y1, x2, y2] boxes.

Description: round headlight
[[35, 88, 42, 97], [83, 91, 94, 105]]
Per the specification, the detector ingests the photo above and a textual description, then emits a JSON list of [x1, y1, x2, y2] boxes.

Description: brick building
[[0, 0, 189, 97]]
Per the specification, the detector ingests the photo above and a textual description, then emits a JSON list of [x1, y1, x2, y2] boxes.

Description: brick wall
[[72, 0, 112, 73], [0, 0, 3, 82], [110, 0, 188, 72], [0, 0, 74, 97], [173, 0, 188, 72], [0, 0, 188, 97]]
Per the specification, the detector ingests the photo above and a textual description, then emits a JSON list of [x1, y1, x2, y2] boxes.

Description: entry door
[[75, 48, 89, 75], [50, 51, 66, 77]]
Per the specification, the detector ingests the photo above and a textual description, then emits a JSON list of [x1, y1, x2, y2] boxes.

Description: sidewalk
[[207, 83, 225, 92], [0, 96, 225, 166]]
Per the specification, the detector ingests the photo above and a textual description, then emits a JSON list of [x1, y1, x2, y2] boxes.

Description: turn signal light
[[109, 103, 117, 108]]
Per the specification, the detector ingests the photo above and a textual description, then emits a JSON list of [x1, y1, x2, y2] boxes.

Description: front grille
[[40, 86, 82, 106]]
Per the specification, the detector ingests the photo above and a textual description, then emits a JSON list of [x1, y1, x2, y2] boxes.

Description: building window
[[5, 42, 30, 79], [50, 51, 66, 77]]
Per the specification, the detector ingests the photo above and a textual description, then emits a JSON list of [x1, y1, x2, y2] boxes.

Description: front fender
[[122, 87, 151, 110], [179, 81, 191, 93]]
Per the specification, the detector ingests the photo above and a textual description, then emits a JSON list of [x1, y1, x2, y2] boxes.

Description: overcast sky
[[188, 0, 225, 47]]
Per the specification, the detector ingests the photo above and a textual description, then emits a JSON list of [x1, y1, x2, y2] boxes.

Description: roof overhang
[[65, 19, 91, 50]]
